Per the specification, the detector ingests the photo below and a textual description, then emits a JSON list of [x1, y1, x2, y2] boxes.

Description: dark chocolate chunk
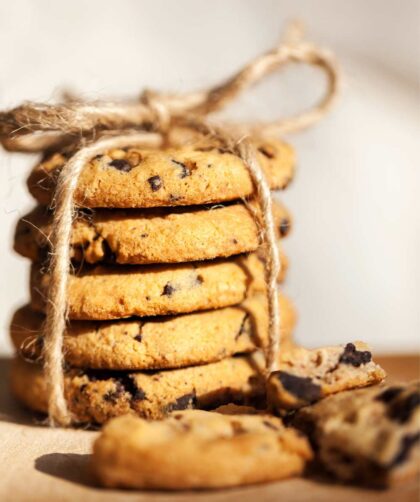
[[389, 433, 420, 467], [101, 239, 116, 263], [109, 158, 133, 173], [388, 392, 420, 424], [339, 343, 372, 367], [147, 175, 163, 192], [275, 371, 322, 403], [134, 334, 143, 343], [85, 370, 146, 401], [195, 274, 204, 285], [165, 392, 197, 413], [376, 386, 403, 403], [103, 382, 125, 404], [171, 159, 190, 178], [161, 282, 176, 296], [279, 218, 290, 237], [119, 375, 146, 401]]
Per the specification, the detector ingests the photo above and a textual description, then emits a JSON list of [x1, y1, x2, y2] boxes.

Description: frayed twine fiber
[[0, 24, 340, 426]]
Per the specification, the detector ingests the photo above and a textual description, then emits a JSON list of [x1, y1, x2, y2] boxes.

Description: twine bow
[[0, 24, 340, 426]]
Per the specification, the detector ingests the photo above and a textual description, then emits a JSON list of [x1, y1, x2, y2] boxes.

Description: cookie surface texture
[[92, 409, 312, 489], [267, 342, 386, 411], [14, 201, 291, 265], [293, 381, 420, 486], [11, 293, 296, 370], [11, 354, 266, 422]]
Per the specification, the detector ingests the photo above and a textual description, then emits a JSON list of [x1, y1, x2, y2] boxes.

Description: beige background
[[0, 0, 419, 353]]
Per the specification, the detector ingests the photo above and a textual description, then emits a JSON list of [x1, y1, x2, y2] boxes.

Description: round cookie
[[30, 251, 286, 320], [11, 293, 296, 370], [27, 138, 295, 208], [267, 342, 386, 412], [15, 200, 291, 265], [11, 353, 266, 423], [92, 410, 313, 489]]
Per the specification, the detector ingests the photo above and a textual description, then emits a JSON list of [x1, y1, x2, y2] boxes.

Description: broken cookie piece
[[267, 342, 386, 412], [292, 381, 420, 487]]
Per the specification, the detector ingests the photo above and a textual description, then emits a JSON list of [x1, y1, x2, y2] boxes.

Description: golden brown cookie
[[267, 342, 386, 412], [293, 381, 420, 487], [27, 138, 295, 208], [14, 200, 291, 265], [11, 293, 296, 370], [11, 353, 266, 422], [92, 410, 313, 489], [29, 250, 287, 320]]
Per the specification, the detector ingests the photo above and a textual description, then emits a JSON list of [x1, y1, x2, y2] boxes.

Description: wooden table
[[1, 355, 418, 501]]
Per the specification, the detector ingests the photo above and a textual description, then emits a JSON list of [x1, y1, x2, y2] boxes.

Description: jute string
[[0, 25, 340, 426]]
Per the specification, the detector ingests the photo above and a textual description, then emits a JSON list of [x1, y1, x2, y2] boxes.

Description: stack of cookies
[[10, 135, 297, 423]]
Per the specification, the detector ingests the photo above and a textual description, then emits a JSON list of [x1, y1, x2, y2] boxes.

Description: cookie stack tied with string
[[10, 132, 297, 424]]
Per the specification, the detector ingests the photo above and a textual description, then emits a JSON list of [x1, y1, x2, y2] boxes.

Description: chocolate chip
[[134, 334, 143, 342], [119, 375, 146, 401], [85, 370, 146, 401], [195, 274, 204, 285], [165, 392, 197, 413], [171, 159, 190, 178], [389, 433, 420, 467], [339, 343, 372, 367], [388, 392, 420, 424], [376, 386, 403, 403], [101, 239, 116, 263], [103, 382, 125, 404], [109, 158, 132, 173], [232, 238, 238, 244], [279, 218, 290, 237], [258, 146, 275, 159], [147, 175, 163, 191], [274, 371, 322, 403], [140, 233, 148, 238], [162, 282, 176, 296]]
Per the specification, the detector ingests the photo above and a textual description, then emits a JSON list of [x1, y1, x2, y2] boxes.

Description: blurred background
[[0, 0, 418, 354]]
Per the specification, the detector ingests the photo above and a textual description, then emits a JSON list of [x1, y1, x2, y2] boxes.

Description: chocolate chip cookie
[[92, 409, 312, 489], [15, 200, 291, 265], [11, 292, 296, 370], [11, 353, 266, 422], [27, 138, 295, 208], [293, 381, 420, 486], [29, 249, 286, 320], [267, 342, 386, 412]]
